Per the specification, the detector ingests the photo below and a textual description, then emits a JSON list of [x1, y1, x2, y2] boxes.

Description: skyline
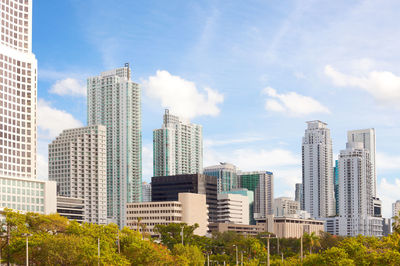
[[33, 0, 400, 218]]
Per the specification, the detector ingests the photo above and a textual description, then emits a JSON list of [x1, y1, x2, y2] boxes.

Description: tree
[[154, 223, 199, 249], [303, 232, 320, 254], [172, 244, 205, 266]]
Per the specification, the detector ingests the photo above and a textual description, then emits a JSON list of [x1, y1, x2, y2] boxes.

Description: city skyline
[[33, 1, 400, 218]]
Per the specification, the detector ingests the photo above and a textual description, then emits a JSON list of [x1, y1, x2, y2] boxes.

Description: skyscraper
[[347, 129, 376, 196], [203, 162, 238, 193], [0, 0, 37, 179], [295, 183, 303, 209], [153, 109, 202, 177], [0, 0, 57, 214], [141, 181, 151, 202], [338, 142, 382, 236], [334, 160, 339, 215], [87, 64, 142, 227], [238, 171, 274, 222], [393, 200, 400, 218], [302, 121, 335, 218], [49, 125, 107, 224]]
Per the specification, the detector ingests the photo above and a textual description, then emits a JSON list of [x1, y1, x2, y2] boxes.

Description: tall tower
[[302, 121, 335, 218], [87, 64, 142, 227], [153, 109, 202, 177], [347, 129, 376, 196], [203, 162, 238, 193], [338, 142, 382, 236], [0, 0, 37, 179]]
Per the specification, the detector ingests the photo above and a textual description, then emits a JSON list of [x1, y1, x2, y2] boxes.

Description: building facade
[[274, 197, 300, 217], [222, 189, 254, 225], [0, 0, 57, 215], [153, 109, 202, 177], [126, 193, 208, 236], [334, 160, 339, 215], [209, 223, 265, 236], [87, 64, 142, 227], [338, 142, 382, 237], [238, 171, 274, 221], [141, 181, 151, 202], [56, 196, 85, 223], [151, 174, 218, 223], [203, 162, 238, 193], [217, 193, 249, 224], [393, 200, 400, 218], [48, 125, 107, 224], [302, 120, 335, 218], [295, 183, 303, 210], [274, 217, 325, 238]]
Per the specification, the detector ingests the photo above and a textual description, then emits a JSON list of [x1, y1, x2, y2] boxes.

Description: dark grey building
[[57, 196, 85, 223], [382, 218, 391, 236], [295, 183, 303, 210], [151, 174, 218, 222]]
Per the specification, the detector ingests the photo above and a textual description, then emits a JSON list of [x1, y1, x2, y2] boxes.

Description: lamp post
[[0, 232, 7, 265], [21, 233, 32, 266], [233, 245, 238, 266], [180, 225, 184, 245], [98, 237, 100, 266]]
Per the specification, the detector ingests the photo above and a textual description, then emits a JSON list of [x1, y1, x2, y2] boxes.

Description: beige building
[[274, 217, 324, 238], [126, 193, 208, 236], [49, 125, 107, 224], [274, 197, 300, 217], [217, 193, 249, 224], [209, 223, 265, 236]]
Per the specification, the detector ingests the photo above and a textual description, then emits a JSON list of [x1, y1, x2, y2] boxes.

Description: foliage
[[172, 244, 205, 266], [154, 222, 199, 249]]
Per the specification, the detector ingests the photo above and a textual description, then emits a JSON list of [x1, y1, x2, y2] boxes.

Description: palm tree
[[307, 232, 320, 254], [136, 217, 142, 233]]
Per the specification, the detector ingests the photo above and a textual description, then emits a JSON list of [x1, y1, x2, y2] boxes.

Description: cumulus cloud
[[377, 152, 400, 172], [325, 65, 400, 106], [262, 87, 330, 116], [49, 78, 87, 96], [378, 178, 400, 218], [38, 99, 83, 139], [143, 70, 224, 119]]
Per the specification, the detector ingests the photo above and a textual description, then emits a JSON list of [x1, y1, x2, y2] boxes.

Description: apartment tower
[[87, 64, 142, 227], [302, 121, 335, 218], [203, 162, 238, 193], [153, 109, 202, 177], [49, 125, 107, 224]]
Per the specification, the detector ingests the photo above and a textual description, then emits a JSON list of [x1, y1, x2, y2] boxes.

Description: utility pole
[[117, 231, 120, 253], [207, 252, 210, 266], [277, 237, 279, 254], [241, 251, 243, 266], [98, 237, 100, 266], [181, 226, 184, 245], [233, 245, 238, 266], [25, 235, 28, 266], [300, 234, 303, 262], [267, 235, 270, 266]]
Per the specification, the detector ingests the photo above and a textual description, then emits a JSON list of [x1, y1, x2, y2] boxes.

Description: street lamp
[[21, 233, 32, 266], [232, 245, 238, 266], [0, 232, 7, 265]]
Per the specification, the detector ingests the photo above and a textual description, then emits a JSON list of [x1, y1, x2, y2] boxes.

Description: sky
[[33, 0, 400, 218]]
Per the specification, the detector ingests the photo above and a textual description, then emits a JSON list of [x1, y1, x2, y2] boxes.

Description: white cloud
[[378, 178, 400, 218], [325, 65, 400, 106], [49, 78, 87, 96], [377, 152, 400, 172], [262, 87, 330, 116], [204, 136, 264, 147], [38, 99, 83, 139], [143, 70, 224, 119], [142, 143, 153, 182]]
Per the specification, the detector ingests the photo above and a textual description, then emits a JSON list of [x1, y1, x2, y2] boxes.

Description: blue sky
[[33, 0, 400, 217]]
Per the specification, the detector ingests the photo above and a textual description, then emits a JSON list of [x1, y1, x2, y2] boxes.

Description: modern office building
[[217, 193, 249, 224], [153, 109, 202, 177], [56, 196, 85, 223], [48, 125, 107, 224], [338, 142, 382, 237], [274, 197, 300, 217], [126, 193, 208, 236], [274, 217, 325, 238], [0, 0, 57, 214], [238, 171, 274, 221], [222, 189, 254, 225], [204, 162, 238, 193], [333, 160, 339, 215], [347, 129, 376, 196], [141, 181, 151, 202], [393, 200, 400, 218], [302, 121, 335, 218], [295, 183, 303, 209], [151, 174, 218, 222], [87, 64, 142, 227]]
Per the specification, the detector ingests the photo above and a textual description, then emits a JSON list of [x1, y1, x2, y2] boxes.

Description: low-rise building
[[274, 197, 300, 217], [274, 217, 324, 238], [217, 193, 249, 224], [126, 193, 208, 236], [209, 223, 265, 236], [56, 196, 85, 223]]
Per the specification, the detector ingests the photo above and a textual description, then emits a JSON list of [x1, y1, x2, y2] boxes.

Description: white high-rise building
[[49, 125, 107, 224], [393, 200, 400, 218], [0, 0, 57, 214], [302, 121, 335, 218], [87, 64, 142, 227], [153, 109, 202, 177], [141, 181, 151, 202], [347, 129, 376, 196], [337, 142, 382, 237]]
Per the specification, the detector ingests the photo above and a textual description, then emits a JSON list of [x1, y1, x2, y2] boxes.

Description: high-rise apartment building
[[49, 125, 107, 224], [393, 200, 400, 218], [204, 162, 238, 193], [141, 181, 151, 202], [87, 64, 142, 227], [0, 0, 57, 214], [302, 121, 335, 218], [153, 110, 202, 177], [338, 142, 382, 236], [295, 183, 303, 209], [334, 160, 339, 215], [238, 171, 274, 221], [347, 129, 376, 196]]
